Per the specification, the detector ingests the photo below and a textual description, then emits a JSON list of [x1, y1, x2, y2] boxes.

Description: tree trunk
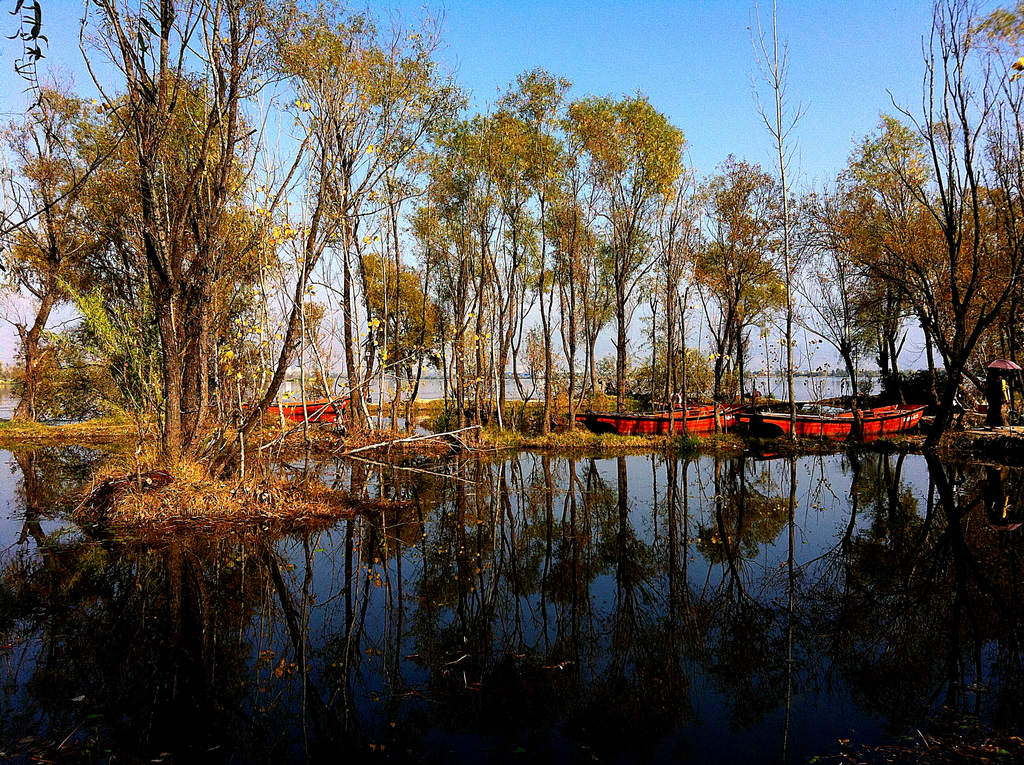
[[180, 284, 210, 448], [888, 333, 903, 400], [13, 281, 57, 421], [615, 289, 627, 413], [927, 365, 962, 451], [841, 347, 863, 440], [923, 322, 939, 407], [679, 293, 689, 435], [156, 290, 184, 461], [737, 326, 747, 403], [342, 244, 364, 431]]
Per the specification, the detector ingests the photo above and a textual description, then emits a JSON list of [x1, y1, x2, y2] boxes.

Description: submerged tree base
[[74, 460, 402, 536]]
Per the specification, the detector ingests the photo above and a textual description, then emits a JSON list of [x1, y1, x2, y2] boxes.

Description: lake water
[[0, 387, 14, 419], [1, 447, 1020, 762]]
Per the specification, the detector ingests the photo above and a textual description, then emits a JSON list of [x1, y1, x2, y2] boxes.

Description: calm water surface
[[1, 448, 1022, 763]]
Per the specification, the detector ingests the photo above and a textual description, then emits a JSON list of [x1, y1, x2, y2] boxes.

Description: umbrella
[[987, 359, 1023, 371]]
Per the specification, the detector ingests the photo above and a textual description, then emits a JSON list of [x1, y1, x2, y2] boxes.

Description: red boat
[[738, 404, 926, 440], [575, 405, 739, 436], [266, 397, 349, 423]]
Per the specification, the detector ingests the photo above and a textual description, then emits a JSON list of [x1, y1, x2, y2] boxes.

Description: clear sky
[[414, 0, 935, 184], [0, 0, 939, 367]]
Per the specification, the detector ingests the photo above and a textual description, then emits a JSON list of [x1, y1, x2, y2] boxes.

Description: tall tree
[[501, 69, 569, 434], [1, 87, 95, 420], [754, 0, 803, 435], [84, 0, 267, 458], [656, 173, 700, 427], [696, 156, 784, 408], [862, 0, 1024, 445], [799, 183, 875, 427], [273, 5, 458, 433], [568, 94, 685, 412]]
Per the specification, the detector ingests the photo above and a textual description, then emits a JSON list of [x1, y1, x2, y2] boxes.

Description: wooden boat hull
[[739, 404, 925, 440], [575, 406, 737, 436], [266, 398, 349, 423]]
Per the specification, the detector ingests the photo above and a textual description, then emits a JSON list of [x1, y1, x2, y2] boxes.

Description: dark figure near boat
[[984, 359, 1021, 428], [986, 375, 1007, 427]]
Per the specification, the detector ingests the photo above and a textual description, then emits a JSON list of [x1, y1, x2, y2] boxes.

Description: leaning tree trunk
[[13, 282, 57, 421], [926, 364, 963, 451], [923, 322, 939, 407]]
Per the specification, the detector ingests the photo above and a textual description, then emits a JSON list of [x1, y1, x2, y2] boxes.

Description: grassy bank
[[478, 425, 747, 456], [12, 407, 1024, 473], [0, 416, 140, 448]]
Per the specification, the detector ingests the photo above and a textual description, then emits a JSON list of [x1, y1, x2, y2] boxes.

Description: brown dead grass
[[74, 460, 405, 536], [0, 416, 141, 447]]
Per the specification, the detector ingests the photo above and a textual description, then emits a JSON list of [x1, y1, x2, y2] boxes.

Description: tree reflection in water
[[2, 448, 1024, 762]]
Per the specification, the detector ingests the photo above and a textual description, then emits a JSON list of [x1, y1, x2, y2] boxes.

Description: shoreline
[[8, 413, 1024, 537], [5, 413, 1024, 462]]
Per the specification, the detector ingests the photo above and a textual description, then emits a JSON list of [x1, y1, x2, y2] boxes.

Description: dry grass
[[0, 416, 141, 447], [478, 426, 747, 456], [74, 459, 405, 536]]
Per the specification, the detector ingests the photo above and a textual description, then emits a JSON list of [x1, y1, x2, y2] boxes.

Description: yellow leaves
[[366, 144, 375, 154], [273, 658, 298, 678], [1013, 56, 1024, 71]]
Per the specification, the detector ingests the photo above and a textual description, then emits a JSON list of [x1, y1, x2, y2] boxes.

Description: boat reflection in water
[[1, 448, 1023, 762]]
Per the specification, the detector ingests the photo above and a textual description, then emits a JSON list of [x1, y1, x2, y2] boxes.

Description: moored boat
[[738, 403, 926, 440], [575, 405, 739, 436], [266, 397, 350, 423]]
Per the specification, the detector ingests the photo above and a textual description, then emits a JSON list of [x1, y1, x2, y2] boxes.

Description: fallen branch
[[345, 453, 479, 484], [335, 425, 482, 457]]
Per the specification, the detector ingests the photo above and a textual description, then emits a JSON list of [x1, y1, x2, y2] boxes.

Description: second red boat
[[575, 405, 739, 436], [738, 404, 926, 440]]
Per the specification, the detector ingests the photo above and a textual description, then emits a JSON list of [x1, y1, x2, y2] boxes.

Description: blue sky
[[0, 0, 938, 368], [2, 0, 934, 179], [417, 0, 934, 184]]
